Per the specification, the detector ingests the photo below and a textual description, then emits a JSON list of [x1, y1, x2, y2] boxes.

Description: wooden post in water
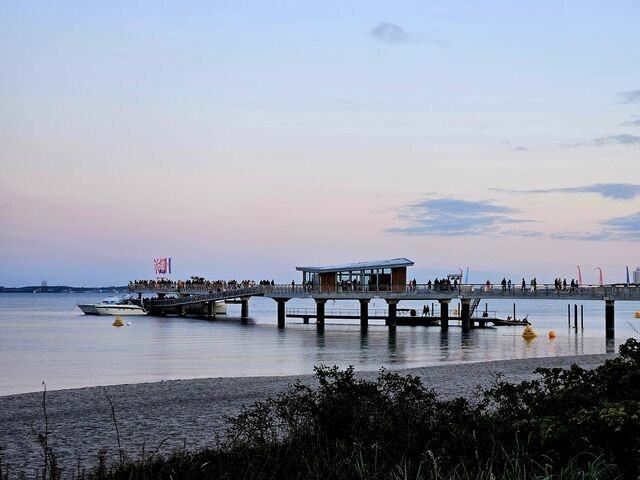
[[567, 304, 570, 326], [605, 299, 615, 339], [574, 304, 578, 330], [581, 304, 584, 329]]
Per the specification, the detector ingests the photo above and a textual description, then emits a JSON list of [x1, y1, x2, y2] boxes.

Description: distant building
[[634, 267, 640, 284]]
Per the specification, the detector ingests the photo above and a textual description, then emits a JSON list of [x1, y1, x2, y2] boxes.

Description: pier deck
[[128, 282, 640, 337]]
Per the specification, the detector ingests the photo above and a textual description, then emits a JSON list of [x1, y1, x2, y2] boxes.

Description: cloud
[[502, 229, 545, 238], [549, 212, 640, 242], [495, 183, 640, 200], [503, 140, 529, 151], [387, 197, 527, 236], [618, 90, 640, 104], [592, 134, 640, 146], [566, 134, 640, 148], [371, 22, 410, 43], [601, 211, 640, 240], [549, 232, 611, 241], [620, 115, 640, 127]]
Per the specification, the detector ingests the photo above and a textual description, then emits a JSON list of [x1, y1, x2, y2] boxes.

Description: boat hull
[[77, 304, 100, 315], [94, 305, 148, 316]]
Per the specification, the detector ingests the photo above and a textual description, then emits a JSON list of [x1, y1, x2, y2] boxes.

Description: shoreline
[[0, 353, 617, 477]]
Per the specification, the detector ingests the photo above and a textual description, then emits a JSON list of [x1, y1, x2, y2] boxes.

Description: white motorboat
[[77, 296, 126, 315], [94, 303, 148, 316]]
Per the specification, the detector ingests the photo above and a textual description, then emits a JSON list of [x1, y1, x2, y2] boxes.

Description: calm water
[[1, 292, 639, 396]]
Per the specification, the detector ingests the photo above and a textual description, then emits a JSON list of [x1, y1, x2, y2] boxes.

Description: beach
[[0, 353, 616, 478]]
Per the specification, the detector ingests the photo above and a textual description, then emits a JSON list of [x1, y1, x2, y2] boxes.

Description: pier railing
[[264, 283, 640, 301], [149, 286, 265, 307], [129, 281, 640, 302]]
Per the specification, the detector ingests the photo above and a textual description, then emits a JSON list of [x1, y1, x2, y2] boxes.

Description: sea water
[[1, 292, 639, 396]]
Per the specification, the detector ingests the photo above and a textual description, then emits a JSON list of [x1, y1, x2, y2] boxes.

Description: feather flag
[[577, 265, 582, 286]]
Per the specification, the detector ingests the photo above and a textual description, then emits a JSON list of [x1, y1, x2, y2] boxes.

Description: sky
[[1, 1, 639, 287]]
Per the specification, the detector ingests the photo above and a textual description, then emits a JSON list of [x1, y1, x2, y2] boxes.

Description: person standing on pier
[[521, 278, 526, 293]]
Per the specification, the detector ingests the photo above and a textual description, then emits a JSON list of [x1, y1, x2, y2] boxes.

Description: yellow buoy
[[548, 330, 556, 338], [522, 324, 537, 339], [112, 316, 125, 327], [635, 310, 640, 319]]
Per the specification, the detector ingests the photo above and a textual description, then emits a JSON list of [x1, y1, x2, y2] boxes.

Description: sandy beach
[[0, 353, 616, 478]]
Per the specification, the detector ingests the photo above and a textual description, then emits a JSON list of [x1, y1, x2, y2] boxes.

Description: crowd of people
[[130, 278, 263, 293], [553, 277, 580, 292], [426, 278, 459, 292]]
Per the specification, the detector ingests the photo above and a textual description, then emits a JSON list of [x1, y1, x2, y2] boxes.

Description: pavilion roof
[[296, 258, 414, 274]]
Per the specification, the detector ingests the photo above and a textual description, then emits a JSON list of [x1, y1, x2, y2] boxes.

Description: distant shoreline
[[0, 286, 128, 293]]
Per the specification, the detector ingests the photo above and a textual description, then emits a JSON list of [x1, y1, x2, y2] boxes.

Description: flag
[[154, 257, 171, 275]]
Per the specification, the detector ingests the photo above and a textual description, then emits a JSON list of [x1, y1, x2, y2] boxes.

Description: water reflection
[[439, 331, 450, 361], [387, 329, 397, 359], [606, 337, 615, 354]]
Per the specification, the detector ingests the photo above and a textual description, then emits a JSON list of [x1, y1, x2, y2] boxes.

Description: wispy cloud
[[502, 229, 545, 238], [550, 232, 611, 241], [566, 134, 640, 148], [618, 89, 640, 104], [387, 197, 527, 236], [503, 140, 529, 152], [620, 115, 640, 127], [592, 134, 640, 146], [549, 212, 640, 242], [602, 211, 640, 240], [371, 22, 410, 43], [494, 183, 640, 200]]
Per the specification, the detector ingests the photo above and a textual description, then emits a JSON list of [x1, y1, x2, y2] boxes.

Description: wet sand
[[0, 353, 615, 478]]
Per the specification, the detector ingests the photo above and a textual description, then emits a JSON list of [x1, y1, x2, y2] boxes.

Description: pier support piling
[[460, 299, 471, 330], [386, 300, 398, 329], [276, 299, 289, 329], [207, 301, 216, 317], [439, 299, 450, 331], [605, 299, 615, 339], [241, 297, 249, 319], [359, 299, 370, 330], [316, 299, 326, 329]]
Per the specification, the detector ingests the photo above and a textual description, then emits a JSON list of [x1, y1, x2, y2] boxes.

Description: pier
[[128, 258, 640, 339]]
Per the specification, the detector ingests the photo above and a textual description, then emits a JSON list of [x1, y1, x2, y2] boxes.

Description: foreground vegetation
[[3, 339, 640, 479]]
